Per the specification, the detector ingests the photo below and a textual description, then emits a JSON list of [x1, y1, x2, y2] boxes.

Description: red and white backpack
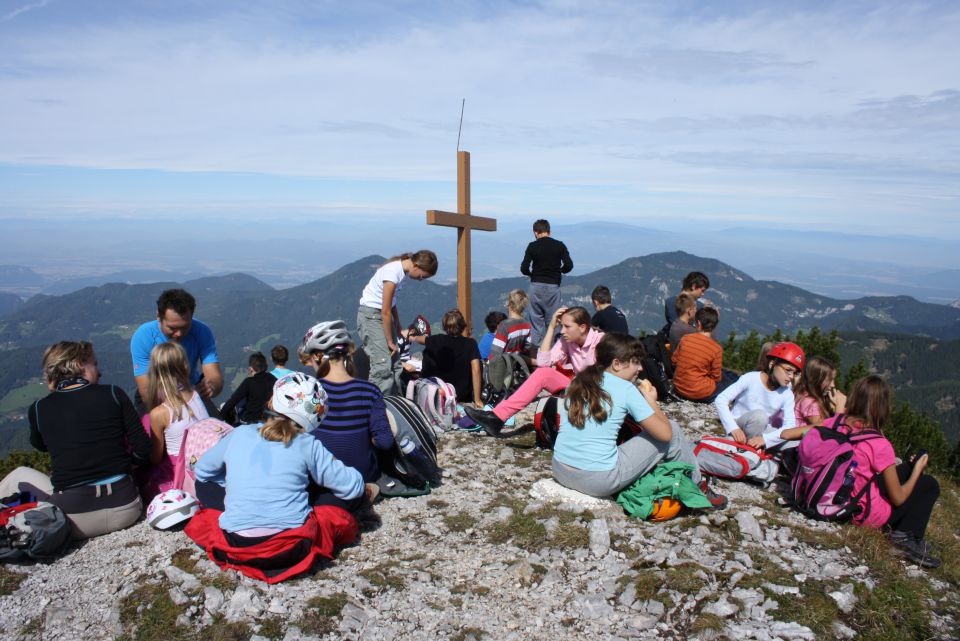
[[694, 436, 778, 486]]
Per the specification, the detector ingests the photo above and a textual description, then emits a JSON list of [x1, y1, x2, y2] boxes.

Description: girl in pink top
[[823, 376, 941, 568], [465, 306, 604, 437], [793, 356, 847, 427]]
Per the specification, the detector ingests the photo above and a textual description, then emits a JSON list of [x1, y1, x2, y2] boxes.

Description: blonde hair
[[507, 289, 529, 315], [146, 342, 194, 420], [259, 415, 302, 446], [42, 341, 94, 385]]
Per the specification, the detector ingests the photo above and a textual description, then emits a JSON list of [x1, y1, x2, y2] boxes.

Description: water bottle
[[398, 437, 437, 484], [832, 461, 858, 505]]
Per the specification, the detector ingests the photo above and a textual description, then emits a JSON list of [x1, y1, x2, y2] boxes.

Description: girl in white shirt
[[714, 342, 805, 451], [356, 250, 437, 395]]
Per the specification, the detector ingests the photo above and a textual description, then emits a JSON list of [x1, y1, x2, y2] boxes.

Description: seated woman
[[407, 309, 483, 407], [143, 342, 209, 498], [298, 320, 395, 483], [0, 341, 150, 539], [219, 351, 277, 426], [551, 333, 726, 506], [466, 306, 603, 437], [187, 373, 375, 582], [714, 342, 804, 451]]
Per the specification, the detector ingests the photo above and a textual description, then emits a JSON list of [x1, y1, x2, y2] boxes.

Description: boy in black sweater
[[520, 219, 573, 345]]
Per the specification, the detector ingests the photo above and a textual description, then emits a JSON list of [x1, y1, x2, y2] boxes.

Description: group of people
[[0, 219, 943, 579]]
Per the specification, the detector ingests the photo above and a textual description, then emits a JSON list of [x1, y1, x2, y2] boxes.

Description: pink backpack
[[406, 377, 459, 436], [172, 418, 234, 498], [791, 415, 883, 521]]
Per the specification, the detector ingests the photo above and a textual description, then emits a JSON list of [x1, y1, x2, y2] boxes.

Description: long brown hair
[[146, 342, 194, 419], [562, 306, 592, 329], [794, 356, 838, 418], [844, 376, 891, 431], [385, 250, 438, 276], [41, 341, 94, 385], [565, 333, 644, 428]]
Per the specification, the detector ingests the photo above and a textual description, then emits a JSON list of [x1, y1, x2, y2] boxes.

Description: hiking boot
[[698, 477, 728, 510], [890, 531, 941, 569], [464, 406, 504, 437]]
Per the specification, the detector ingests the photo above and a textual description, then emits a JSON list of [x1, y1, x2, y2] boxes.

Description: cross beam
[[426, 151, 497, 336]]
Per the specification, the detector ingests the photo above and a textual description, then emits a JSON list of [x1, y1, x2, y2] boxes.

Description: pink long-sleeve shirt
[[536, 329, 605, 373]]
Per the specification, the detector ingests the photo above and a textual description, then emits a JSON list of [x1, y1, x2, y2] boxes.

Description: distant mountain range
[[1, 250, 959, 456]]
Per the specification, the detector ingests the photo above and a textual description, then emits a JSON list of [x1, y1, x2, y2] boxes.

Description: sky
[[1, 0, 959, 242]]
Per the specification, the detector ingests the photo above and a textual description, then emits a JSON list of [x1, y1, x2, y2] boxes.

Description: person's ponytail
[[565, 363, 611, 428]]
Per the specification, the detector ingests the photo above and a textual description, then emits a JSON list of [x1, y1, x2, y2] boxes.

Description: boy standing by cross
[[521, 219, 573, 346]]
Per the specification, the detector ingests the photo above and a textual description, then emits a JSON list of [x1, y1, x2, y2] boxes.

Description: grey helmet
[[298, 320, 352, 357]]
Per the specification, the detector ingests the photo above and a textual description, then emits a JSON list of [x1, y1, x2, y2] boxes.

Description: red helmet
[[767, 342, 805, 370]]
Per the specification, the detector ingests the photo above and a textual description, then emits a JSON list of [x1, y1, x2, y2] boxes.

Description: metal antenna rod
[[456, 98, 465, 152]]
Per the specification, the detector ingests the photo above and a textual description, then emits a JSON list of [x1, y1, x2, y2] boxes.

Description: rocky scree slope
[[1, 402, 958, 641]]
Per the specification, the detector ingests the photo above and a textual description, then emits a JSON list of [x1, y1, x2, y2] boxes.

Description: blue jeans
[[527, 282, 561, 346]]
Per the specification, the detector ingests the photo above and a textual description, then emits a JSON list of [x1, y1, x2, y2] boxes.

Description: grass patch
[[664, 564, 706, 594], [170, 548, 199, 574], [927, 478, 960, 588], [443, 512, 478, 532], [633, 569, 663, 601], [689, 612, 725, 634], [737, 554, 796, 590], [450, 626, 487, 641], [20, 615, 43, 636], [295, 592, 348, 635], [203, 617, 252, 641], [359, 561, 405, 591], [0, 382, 47, 413], [0, 566, 27, 597], [201, 571, 238, 592], [256, 616, 285, 640], [118, 579, 184, 640], [773, 580, 840, 637], [427, 499, 449, 509], [124, 541, 146, 548]]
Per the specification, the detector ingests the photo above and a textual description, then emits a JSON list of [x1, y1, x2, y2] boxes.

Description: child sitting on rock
[[298, 320, 395, 483], [487, 289, 533, 361], [551, 333, 726, 507], [714, 342, 804, 451], [793, 356, 847, 427], [407, 309, 483, 407], [671, 308, 738, 403], [478, 310, 507, 360], [465, 306, 603, 437], [823, 376, 941, 568]]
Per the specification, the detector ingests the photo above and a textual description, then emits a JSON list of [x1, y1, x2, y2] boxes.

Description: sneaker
[[698, 477, 728, 510], [890, 531, 941, 569], [463, 406, 505, 437]]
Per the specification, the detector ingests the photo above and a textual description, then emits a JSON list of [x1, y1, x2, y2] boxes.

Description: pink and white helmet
[[146, 489, 199, 530], [272, 372, 328, 432]]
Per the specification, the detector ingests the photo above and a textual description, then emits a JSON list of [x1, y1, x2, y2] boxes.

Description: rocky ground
[[1, 401, 958, 641]]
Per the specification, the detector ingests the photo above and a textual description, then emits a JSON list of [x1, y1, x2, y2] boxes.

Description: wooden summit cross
[[426, 150, 497, 336]]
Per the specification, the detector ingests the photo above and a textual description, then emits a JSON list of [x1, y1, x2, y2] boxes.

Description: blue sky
[[1, 0, 959, 240]]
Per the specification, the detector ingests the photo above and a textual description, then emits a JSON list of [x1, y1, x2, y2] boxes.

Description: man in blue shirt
[[130, 288, 223, 411]]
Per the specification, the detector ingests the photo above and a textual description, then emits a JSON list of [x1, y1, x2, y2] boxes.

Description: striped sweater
[[312, 378, 395, 482]]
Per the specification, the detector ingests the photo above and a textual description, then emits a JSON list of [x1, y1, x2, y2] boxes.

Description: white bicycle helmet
[[298, 320, 352, 356], [146, 489, 199, 530], [272, 372, 328, 431]]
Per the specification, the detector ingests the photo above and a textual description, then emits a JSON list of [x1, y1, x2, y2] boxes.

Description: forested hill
[[1, 251, 959, 456]]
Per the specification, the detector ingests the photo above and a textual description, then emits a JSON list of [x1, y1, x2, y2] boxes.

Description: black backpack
[[481, 353, 530, 406], [1, 502, 72, 562], [378, 396, 441, 495]]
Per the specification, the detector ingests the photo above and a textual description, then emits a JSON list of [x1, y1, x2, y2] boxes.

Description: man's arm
[[559, 242, 573, 274], [134, 375, 150, 406], [198, 362, 224, 399], [520, 244, 534, 276]]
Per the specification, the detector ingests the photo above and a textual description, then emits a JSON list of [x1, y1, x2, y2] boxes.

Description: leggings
[[884, 463, 940, 539]]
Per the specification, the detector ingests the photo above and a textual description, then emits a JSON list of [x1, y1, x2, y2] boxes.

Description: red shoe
[[698, 477, 728, 510]]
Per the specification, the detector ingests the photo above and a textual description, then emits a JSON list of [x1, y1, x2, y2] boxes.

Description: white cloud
[[1, 0, 49, 22]]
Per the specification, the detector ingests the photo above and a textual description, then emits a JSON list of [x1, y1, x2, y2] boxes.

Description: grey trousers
[[357, 305, 400, 395], [0, 466, 143, 540], [737, 410, 798, 451], [552, 420, 701, 498], [527, 282, 561, 346]]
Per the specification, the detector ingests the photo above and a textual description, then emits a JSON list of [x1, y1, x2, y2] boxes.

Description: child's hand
[[730, 428, 747, 444], [747, 435, 765, 449], [552, 307, 569, 323], [913, 453, 929, 474], [637, 379, 658, 402]]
